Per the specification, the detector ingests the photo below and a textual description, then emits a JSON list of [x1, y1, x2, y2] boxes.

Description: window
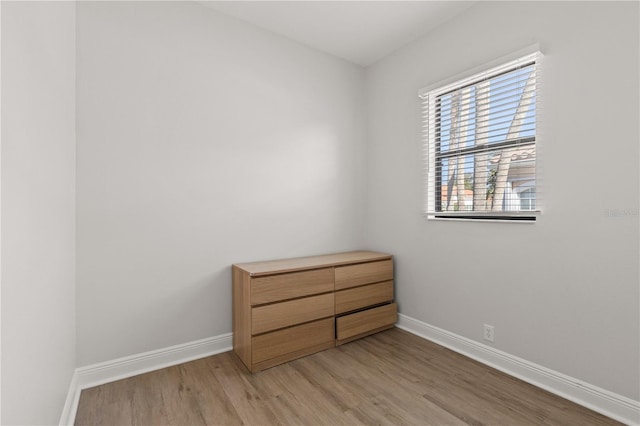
[[420, 51, 542, 221]]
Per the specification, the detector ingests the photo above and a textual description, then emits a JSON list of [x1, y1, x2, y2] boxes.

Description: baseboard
[[59, 333, 233, 426], [59, 371, 80, 426], [397, 314, 640, 426]]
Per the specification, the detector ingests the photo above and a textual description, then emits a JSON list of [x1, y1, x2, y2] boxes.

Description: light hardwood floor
[[75, 328, 621, 425]]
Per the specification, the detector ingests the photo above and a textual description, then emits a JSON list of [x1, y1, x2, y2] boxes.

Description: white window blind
[[420, 51, 542, 220]]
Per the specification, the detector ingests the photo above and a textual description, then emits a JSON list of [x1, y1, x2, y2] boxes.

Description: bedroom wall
[[1, 2, 77, 424], [76, 1, 365, 366], [364, 0, 639, 400]]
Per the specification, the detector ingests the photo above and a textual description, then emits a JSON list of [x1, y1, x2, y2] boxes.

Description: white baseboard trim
[[397, 314, 640, 426], [59, 371, 80, 426], [59, 332, 233, 426]]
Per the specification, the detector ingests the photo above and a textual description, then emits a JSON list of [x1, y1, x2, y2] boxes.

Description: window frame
[[420, 48, 543, 222]]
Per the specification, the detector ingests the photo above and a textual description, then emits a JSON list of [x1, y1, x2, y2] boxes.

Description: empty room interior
[[1, 0, 639, 425]]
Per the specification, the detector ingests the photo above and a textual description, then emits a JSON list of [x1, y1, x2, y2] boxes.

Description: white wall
[[1, 2, 77, 424], [76, 1, 365, 366], [364, 1, 639, 400]]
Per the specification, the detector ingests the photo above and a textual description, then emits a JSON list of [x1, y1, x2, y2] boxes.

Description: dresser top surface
[[233, 250, 392, 276]]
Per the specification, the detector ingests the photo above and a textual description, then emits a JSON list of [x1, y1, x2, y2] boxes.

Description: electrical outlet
[[483, 324, 495, 342]]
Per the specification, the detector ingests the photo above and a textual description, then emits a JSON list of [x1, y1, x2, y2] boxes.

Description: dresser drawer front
[[336, 302, 397, 341], [335, 280, 394, 315], [334, 259, 393, 290], [251, 268, 333, 306], [252, 318, 335, 366], [252, 293, 334, 335]]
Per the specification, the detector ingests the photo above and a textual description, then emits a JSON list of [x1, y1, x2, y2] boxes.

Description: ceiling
[[200, 1, 476, 67]]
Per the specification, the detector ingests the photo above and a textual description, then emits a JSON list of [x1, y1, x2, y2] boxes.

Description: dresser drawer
[[252, 292, 334, 335], [252, 317, 335, 369], [336, 302, 397, 342], [334, 259, 393, 290], [251, 268, 333, 306], [335, 280, 394, 315]]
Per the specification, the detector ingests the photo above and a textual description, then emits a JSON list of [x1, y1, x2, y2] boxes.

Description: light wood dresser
[[232, 251, 397, 372]]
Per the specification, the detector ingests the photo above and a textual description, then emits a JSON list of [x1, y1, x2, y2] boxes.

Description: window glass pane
[[438, 155, 474, 212], [439, 147, 536, 213], [487, 65, 536, 144], [436, 64, 536, 152], [423, 52, 540, 218], [486, 147, 536, 212]]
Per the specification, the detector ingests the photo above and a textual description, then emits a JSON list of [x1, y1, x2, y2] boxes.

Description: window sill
[[425, 211, 541, 223]]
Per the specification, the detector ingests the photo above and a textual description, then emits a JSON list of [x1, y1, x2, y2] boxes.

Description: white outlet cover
[[484, 324, 495, 342]]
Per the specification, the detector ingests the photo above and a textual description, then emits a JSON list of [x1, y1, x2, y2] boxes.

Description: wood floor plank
[[289, 354, 367, 412], [253, 363, 351, 425], [75, 328, 623, 426], [188, 357, 244, 425], [209, 352, 281, 426], [160, 364, 208, 426], [131, 370, 170, 425]]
